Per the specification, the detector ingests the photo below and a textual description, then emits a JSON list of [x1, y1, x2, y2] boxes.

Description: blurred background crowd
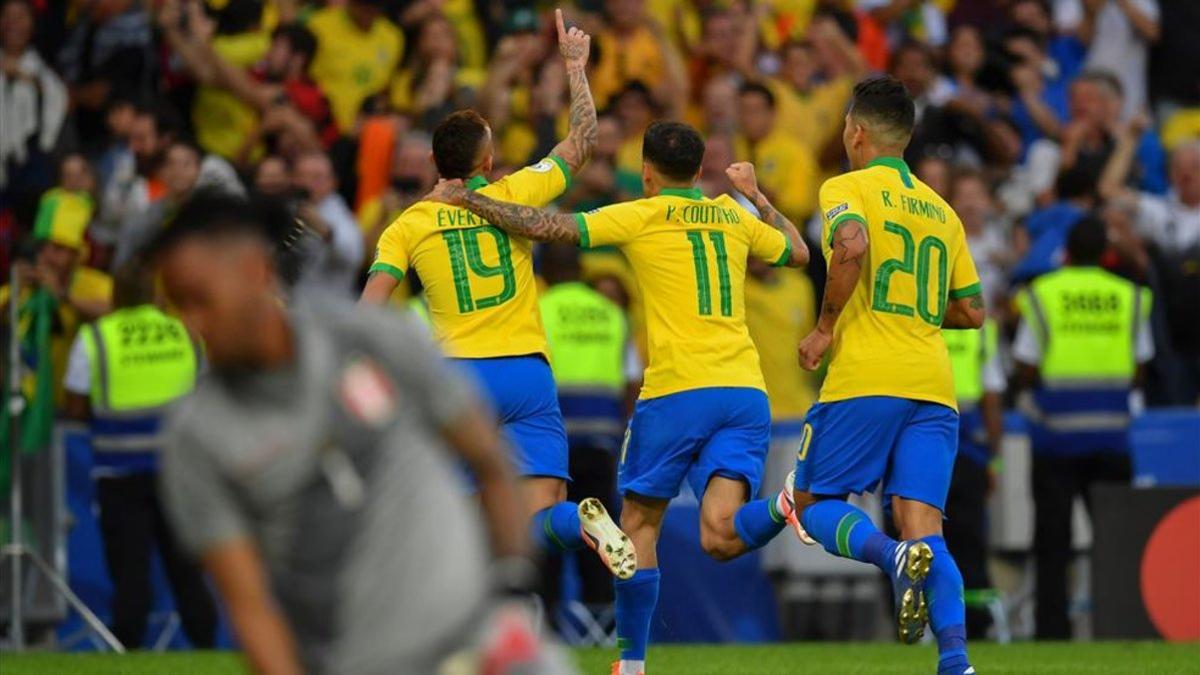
[[1, 0, 1198, 651]]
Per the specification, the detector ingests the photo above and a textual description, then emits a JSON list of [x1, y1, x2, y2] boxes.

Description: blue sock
[[922, 536, 970, 671], [733, 497, 787, 551], [615, 568, 659, 662], [531, 502, 583, 552], [799, 499, 898, 572]]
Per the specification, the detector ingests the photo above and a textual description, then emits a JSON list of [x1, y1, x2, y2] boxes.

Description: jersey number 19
[[442, 226, 517, 313]]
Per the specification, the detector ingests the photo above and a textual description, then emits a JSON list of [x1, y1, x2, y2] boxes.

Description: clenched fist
[[725, 162, 759, 199]]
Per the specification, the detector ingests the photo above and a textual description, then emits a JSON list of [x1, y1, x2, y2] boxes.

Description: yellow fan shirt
[[574, 188, 791, 400], [817, 157, 982, 411], [307, 6, 403, 133], [745, 267, 817, 421], [369, 157, 571, 359]]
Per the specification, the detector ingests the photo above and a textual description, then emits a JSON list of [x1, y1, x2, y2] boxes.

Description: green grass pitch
[[2, 643, 1198, 674]]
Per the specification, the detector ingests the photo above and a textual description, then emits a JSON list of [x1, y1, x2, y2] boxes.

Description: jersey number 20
[[442, 226, 517, 313], [871, 221, 948, 326]]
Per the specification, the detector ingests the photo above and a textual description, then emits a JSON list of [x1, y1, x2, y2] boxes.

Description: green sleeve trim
[[826, 213, 866, 246], [949, 282, 982, 300], [549, 155, 573, 190], [368, 262, 406, 283], [573, 213, 590, 249], [771, 238, 793, 267]]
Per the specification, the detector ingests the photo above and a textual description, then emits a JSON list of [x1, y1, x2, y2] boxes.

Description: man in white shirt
[[1062, 0, 1160, 119], [291, 151, 365, 295]]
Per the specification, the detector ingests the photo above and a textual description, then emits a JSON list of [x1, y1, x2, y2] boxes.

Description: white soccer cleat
[[579, 498, 637, 580], [782, 470, 817, 545]]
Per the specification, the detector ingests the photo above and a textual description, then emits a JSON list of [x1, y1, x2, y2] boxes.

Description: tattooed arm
[[726, 162, 810, 268], [426, 180, 582, 244], [547, 9, 597, 175], [797, 219, 868, 370], [942, 292, 986, 329]]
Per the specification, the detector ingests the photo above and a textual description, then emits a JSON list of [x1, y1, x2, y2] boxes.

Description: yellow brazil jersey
[[575, 187, 792, 400], [734, 128, 819, 223], [745, 267, 817, 421], [769, 75, 855, 154], [369, 157, 571, 359], [193, 31, 270, 161], [817, 157, 981, 411], [307, 6, 403, 133], [590, 27, 668, 110]]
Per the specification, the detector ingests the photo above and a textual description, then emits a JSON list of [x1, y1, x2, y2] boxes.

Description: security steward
[[1013, 216, 1154, 640], [63, 264, 217, 649], [538, 243, 632, 616], [942, 318, 1005, 638]]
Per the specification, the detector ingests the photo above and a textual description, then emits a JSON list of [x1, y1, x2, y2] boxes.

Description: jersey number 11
[[686, 230, 733, 317]]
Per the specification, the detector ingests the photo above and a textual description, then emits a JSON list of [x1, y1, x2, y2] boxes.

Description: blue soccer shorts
[[619, 387, 771, 500], [455, 355, 569, 480], [794, 396, 959, 511]]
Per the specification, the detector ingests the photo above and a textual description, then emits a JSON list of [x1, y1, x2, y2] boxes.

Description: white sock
[[775, 489, 791, 519], [621, 659, 645, 675]]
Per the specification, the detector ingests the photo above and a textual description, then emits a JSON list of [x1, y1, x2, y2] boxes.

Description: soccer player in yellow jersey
[[786, 76, 985, 675], [359, 12, 636, 581], [427, 120, 810, 675]]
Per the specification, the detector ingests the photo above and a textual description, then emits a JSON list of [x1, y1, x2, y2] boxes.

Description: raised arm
[[1098, 113, 1149, 202], [726, 162, 810, 267], [547, 9, 598, 175], [797, 218, 868, 370], [426, 180, 582, 244]]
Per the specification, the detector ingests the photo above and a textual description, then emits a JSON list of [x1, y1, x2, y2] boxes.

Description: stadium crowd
[[1, 0, 1198, 655]]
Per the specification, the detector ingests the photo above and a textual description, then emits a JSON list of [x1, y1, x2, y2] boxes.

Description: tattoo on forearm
[[462, 192, 580, 244], [969, 295, 984, 310], [556, 66, 597, 173], [754, 192, 790, 231], [832, 226, 867, 267]]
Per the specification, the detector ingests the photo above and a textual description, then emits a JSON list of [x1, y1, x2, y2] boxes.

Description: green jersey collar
[[466, 175, 489, 191], [659, 187, 704, 200], [866, 156, 910, 172], [866, 156, 914, 188]]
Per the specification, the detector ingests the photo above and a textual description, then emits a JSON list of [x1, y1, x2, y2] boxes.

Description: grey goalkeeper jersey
[[161, 298, 489, 674]]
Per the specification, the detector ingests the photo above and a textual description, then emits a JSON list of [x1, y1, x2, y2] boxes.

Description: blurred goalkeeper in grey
[[147, 190, 575, 675]]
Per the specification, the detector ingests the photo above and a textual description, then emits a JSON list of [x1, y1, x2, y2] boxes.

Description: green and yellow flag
[[0, 288, 58, 489]]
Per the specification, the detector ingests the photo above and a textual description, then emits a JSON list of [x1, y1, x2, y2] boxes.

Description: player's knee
[[699, 528, 740, 561]]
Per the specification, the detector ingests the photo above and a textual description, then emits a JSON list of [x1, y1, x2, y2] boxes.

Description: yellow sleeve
[[368, 218, 409, 282], [735, 201, 791, 266], [483, 156, 571, 207], [575, 200, 646, 249], [948, 228, 982, 300], [818, 175, 867, 256]]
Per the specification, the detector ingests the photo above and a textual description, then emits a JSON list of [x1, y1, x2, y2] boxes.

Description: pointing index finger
[[556, 8, 566, 39]]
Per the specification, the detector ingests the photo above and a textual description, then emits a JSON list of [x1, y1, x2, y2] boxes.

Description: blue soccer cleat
[[892, 539, 934, 644]]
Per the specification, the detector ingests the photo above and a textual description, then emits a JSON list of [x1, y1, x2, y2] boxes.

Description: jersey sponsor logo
[[824, 202, 849, 221], [338, 356, 399, 428], [529, 159, 555, 173]]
